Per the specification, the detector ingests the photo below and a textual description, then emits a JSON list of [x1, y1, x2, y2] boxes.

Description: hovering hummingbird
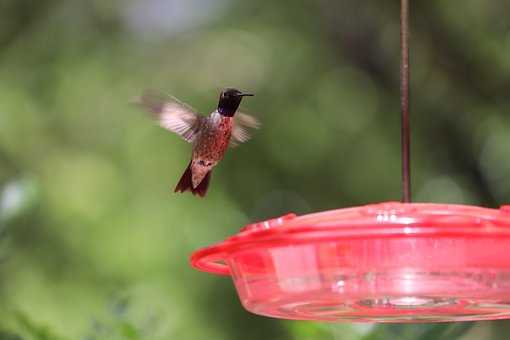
[[137, 88, 259, 197]]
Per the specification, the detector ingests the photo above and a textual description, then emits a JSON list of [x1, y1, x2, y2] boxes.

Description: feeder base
[[234, 269, 510, 323], [245, 294, 510, 323]]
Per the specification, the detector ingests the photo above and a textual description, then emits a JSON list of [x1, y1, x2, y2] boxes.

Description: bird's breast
[[193, 115, 232, 161]]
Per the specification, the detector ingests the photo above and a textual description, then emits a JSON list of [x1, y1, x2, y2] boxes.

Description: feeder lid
[[192, 202, 510, 275]]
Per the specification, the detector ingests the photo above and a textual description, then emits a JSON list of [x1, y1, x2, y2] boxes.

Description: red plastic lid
[[192, 202, 510, 276]]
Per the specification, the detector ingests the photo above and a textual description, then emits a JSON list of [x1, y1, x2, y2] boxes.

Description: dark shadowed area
[[1, 0, 510, 339]]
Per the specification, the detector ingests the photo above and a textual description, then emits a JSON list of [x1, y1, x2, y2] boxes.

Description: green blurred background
[[1, 0, 510, 339]]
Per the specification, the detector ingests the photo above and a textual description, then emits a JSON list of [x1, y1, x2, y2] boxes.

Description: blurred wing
[[230, 112, 261, 147], [136, 91, 202, 143]]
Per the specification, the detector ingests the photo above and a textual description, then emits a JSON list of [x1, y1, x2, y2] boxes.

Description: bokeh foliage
[[1, 0, 510, 339]]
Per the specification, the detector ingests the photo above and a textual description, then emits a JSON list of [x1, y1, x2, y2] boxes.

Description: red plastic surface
[[191, 202, 510, 322]]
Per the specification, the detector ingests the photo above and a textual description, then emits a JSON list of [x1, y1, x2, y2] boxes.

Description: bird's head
[[217, 88, 254, 117]]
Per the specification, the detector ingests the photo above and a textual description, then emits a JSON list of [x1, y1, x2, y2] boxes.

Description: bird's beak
[[239, 92, 254, 97]]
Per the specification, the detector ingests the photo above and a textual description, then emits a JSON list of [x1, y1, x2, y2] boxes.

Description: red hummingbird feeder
[[190, 0, 510, 323]]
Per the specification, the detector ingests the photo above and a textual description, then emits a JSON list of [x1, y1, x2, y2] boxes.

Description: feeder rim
[[191, 201, 510, 276]]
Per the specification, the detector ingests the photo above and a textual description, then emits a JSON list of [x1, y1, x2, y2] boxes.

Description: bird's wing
[[229, 111, 261, 147], [136, 91, 203, 143]]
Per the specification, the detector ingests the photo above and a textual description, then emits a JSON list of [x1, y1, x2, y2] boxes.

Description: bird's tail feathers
[[174, 161, 212, 197], [174, 161, 193, 194], [192, 170, 211, 197]]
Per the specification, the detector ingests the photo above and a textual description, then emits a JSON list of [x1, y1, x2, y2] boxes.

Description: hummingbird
[[137, 88, 259, 197]]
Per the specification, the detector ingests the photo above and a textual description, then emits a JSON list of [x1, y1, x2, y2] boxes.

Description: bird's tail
[[174, 161, 212, 197]]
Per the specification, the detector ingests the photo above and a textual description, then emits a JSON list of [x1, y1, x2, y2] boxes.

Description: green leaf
[[118, 322, 140, 340], [15, 312, 67, 340]]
